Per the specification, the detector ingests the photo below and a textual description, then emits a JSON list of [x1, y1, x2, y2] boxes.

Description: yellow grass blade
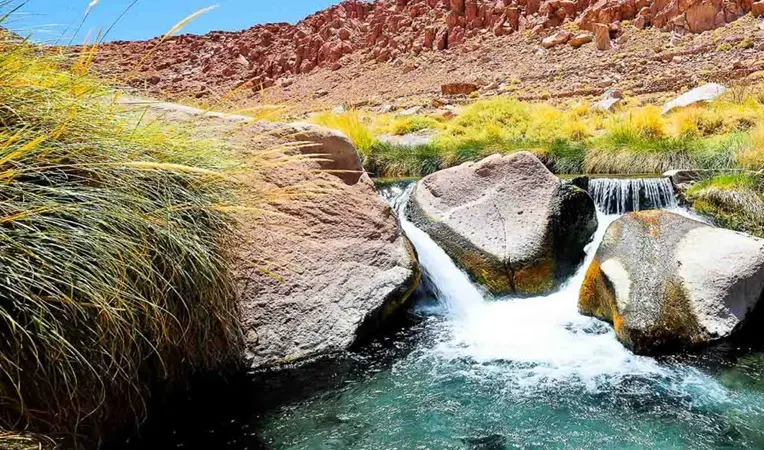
[[128, 5, 219, 79]]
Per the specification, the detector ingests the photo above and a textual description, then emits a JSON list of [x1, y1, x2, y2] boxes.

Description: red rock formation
[[93, 0, 756, 98]]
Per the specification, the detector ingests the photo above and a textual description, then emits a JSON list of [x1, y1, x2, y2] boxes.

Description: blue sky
[[8, 0, 341, 43]]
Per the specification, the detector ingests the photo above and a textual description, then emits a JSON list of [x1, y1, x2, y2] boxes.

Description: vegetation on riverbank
[[686, 173, 764, 238], [313, 88, 764, 177], [0, 27, 244, 443]]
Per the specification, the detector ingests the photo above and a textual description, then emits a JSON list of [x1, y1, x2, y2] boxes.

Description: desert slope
[[94, 0, 764, 112]]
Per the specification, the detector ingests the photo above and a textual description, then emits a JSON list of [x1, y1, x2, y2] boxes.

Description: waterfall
[[378, 180, 664, 383], [588, 177, 677, 215], [385, 184, 483, 319]]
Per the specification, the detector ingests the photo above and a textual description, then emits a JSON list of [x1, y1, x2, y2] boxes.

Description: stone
[[441, 82, 480, 95], [407, 152, 598, 295], [753, 1, 764, 16], [569, 32, 594, 48], [579, 211, 764, 354], [244, 122, 421, 368], [378, 129, 438, 147], [125, 100, 421, 370], [661, 83, 727, 114], [593, 23, 612, 50], [592, 87, 624, 111], [542, 30, 572, 48], [398, 105, 424, 116]]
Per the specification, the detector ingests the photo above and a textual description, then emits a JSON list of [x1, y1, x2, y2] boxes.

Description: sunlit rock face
[[580, 210, 764, 355], [407, 151, 597, 295]]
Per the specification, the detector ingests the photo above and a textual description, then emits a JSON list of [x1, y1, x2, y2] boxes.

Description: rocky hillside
[[94, 0, 764, 111]]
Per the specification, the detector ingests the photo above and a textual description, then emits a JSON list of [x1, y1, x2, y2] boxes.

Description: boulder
[[580, 210, 764, 354], [661, 83, 727, 115], [569, 32, 594, 48], [129, 99, 422, 369], [593, 23, 612, 50], [242, 122, 421, 368], [542, 30, 572, 48], [441, 82, 480, 95], [288, 122, 364, 185], [407, 152, 598, 295]]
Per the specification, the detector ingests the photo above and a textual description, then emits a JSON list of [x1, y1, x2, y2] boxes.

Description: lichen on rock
[[579, 210, 764, 354]]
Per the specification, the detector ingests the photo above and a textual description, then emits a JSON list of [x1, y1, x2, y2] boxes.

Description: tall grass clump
[[310, 110, 375, 154], [740, 122, 764, 170], [0, 32, 242, 441], [686, 174, 764, 237]]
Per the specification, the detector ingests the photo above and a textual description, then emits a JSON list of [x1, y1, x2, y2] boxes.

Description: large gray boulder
[[131, 99, 421, 369], [238, 123, 421, 368], [580, 210, 764, 354], [407, 152, 598, 295]]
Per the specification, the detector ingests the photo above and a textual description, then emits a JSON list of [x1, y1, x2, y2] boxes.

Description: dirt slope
[[93, 0, 764, 113]]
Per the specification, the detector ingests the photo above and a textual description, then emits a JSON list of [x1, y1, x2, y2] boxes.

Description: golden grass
[[0, 5, 323, 444], [307, 87, 764, 177], [741, 122, 764, 170], [310, 110, 375, 153]]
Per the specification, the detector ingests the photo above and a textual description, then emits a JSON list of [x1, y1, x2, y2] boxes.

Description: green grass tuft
[[686, 174, 764, 237], [0, 27, 243, 440]]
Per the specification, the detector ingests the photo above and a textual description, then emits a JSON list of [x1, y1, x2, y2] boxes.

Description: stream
[[113, 178, 764, 450]]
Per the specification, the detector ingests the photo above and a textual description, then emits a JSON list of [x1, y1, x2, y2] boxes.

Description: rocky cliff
[[95, 0, 762, 104]]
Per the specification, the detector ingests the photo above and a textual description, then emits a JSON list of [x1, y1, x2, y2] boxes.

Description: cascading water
[[394, 184, 484, 319], [389, 182, 664, 385], [588, 177, 678, 215], [144, 179, 764, 450]]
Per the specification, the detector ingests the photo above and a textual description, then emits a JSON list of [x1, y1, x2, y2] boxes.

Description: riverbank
[[99, 179, 764, 450], [311, 91, 764, 178]]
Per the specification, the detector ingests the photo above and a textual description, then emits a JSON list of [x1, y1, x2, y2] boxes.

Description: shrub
[[717, 43, 733, 51], [0, 31, 243, 440], [740, 122, 764, 170], [390, 115, 442, 135], [738, 38, 754, 50]]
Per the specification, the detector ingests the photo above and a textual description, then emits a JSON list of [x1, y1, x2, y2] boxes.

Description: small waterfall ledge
[[588, 177, 678, 215]]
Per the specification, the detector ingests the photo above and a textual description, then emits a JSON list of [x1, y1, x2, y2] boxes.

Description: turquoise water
[[111, 182, 764, 450], [253, 312, 764, 450], [252, 185, 764, 450]]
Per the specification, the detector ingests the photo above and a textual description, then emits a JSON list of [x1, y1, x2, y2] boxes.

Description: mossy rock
[[579, 210, 764, 355]]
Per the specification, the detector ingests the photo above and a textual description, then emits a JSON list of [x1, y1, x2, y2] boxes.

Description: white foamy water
[[380, 180, 731, 399], [384, 182, 723, 392], [437, 213, 666, 388], [396, 184, 484, 319], [589, 177, 678, 215]]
